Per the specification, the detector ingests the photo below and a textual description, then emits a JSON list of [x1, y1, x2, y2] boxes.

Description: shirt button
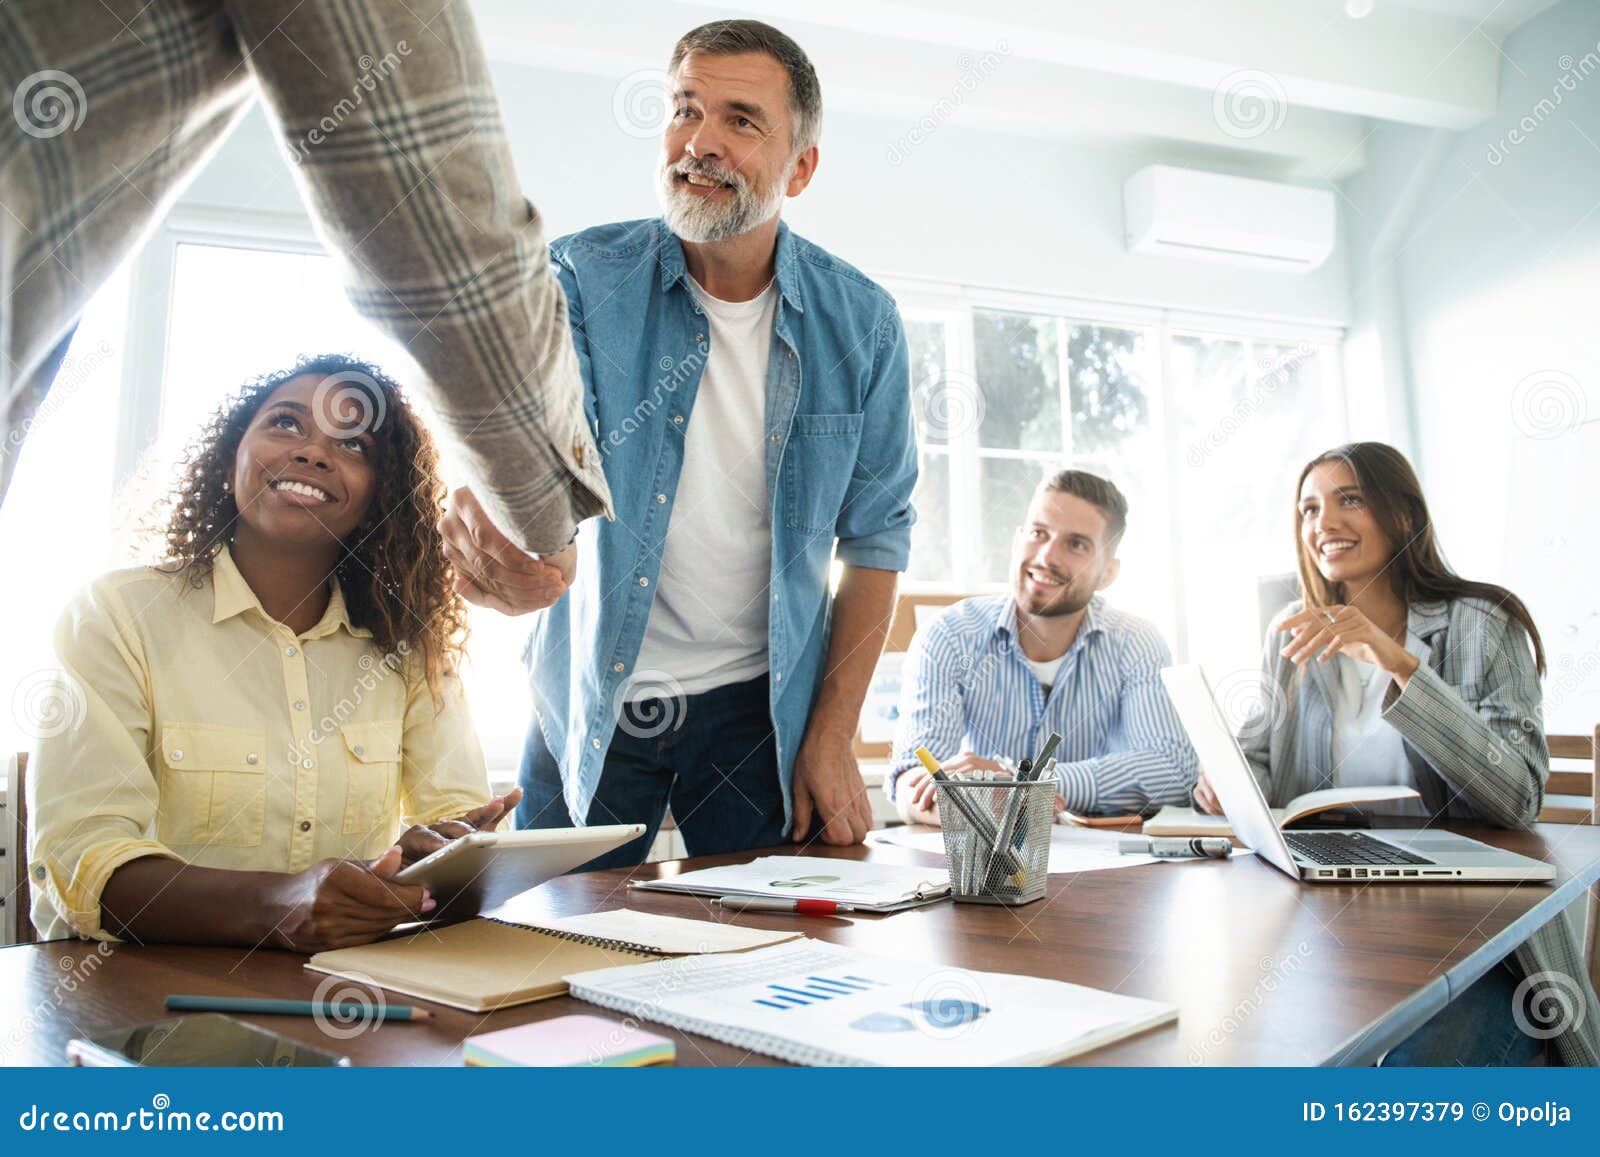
[[353, 745, 365, 757], [695, 332, 705, 342], [656, 494, 666, 504], [613, 662, 624, 672], [283, 645, 297, 658], [773, 593, 780, 602], [170, 748, 183, 762], [673, 414, 684, 425], [33, 864, 46, 881], [299, 820, 311, 832], [592, 738, 603, 749], [639, 577, 650, 587], [774, 672, 783, 682], [302, 759, 314, 769], [769, 433, 780, 443], [293, 700, 305, 711], [246, 753, 259, 765]]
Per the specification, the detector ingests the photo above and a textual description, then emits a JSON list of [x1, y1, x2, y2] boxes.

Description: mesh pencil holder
[[935, 778, 1055, 905]]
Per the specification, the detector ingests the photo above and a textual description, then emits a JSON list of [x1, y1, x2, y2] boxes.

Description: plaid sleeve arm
[[222, 0, 613, 553]]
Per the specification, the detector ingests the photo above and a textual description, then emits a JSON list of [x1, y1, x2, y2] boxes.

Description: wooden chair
[[1540, 729, 1599, 994], [3, 752, 35, 946]]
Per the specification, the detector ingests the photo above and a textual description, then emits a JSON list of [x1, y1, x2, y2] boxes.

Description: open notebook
[[1143, 785, 1422, 837], [566, 939, 1177, 1066], [304, 908, 801, 1013]]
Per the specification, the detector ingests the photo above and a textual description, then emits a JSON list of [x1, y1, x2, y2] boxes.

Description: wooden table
[[5, 822, 1598, 1067]]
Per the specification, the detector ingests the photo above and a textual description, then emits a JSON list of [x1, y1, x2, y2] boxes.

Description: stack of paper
[[629, 856, 949, 912]]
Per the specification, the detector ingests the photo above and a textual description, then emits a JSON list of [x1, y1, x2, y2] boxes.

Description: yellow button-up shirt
[[27, 546, 490, 940]]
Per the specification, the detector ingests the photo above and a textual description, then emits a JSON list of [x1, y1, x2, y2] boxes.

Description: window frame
[[882, 274, 1347, 662]]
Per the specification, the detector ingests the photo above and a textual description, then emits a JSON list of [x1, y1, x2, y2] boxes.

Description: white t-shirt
[[629, 276, 776, 699], [1023, 653, 1066, 695], [1328, 643, 1426, 816]]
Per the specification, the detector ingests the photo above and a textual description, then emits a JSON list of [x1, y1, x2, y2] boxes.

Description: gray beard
[[657, 161, 790, 244]]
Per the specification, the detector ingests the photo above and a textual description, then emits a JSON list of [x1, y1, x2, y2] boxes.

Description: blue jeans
[[1381, 959, 1546, 1066], [516, 673, 788, 870]]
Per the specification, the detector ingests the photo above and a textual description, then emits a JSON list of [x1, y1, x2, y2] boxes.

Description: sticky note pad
[[463, 1014, 675, 1068]]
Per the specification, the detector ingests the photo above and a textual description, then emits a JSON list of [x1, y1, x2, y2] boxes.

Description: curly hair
[[152, 353, 467, 694]]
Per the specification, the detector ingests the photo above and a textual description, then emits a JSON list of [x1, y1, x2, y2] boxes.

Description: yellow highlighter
[[914, 746, 1027, 883]]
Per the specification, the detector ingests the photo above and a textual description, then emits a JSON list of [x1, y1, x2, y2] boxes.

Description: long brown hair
[[1293, 442, 1545, 675], [151, 354, 467, 694]]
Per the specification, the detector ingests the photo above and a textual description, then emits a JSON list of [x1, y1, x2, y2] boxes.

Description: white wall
[[1341, 0, 1600, 731], [178, 59, 1352, 327]]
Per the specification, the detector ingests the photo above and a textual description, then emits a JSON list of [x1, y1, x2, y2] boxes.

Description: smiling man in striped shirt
[[889, 469, 1197, 825]]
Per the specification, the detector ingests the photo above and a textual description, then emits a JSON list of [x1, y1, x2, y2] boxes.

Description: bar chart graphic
[[752, 974, 886, 1011]]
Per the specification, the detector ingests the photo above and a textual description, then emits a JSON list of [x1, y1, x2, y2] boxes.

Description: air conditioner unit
[[1124, 165, 1336, 271]]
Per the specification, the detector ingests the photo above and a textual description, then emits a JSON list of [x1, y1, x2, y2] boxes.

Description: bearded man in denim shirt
[[439, 20, 917, 866]]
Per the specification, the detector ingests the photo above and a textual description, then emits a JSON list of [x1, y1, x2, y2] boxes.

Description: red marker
[[714, 896, 856, 915]]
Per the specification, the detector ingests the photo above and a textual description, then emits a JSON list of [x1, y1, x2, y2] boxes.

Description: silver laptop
[[1160, 665, 1554, 884]]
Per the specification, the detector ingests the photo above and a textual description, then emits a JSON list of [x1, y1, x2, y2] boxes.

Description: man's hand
[[893, 766, 941, 827], [396, 787, 524, 866], [1194, 771, 1223, 815], [939, 751, 1008, 777], [791, 732, 873, 846], [267, 847, 434, 953], [438, 486, 573, 615]]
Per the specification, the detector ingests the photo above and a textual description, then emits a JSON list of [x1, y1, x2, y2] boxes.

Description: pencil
[[164, 995, 431, 1021]]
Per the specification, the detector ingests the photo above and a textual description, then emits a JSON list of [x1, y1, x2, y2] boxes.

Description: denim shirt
[[524, 218, 918, 828]]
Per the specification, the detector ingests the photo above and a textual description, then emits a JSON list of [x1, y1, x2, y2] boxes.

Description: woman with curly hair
[[27, 354, 519, 951]]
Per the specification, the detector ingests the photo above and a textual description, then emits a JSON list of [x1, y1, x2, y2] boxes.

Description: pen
[[164, 995, 432, 1021], [914, 746, 1026, 880], [1028, 732, 1063, 782], [1118, 837, 1234, 860], [714, 897, 856, 915]]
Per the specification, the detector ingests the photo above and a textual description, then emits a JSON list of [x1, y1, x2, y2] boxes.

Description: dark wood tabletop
[[5, 821, 1599, 1067]]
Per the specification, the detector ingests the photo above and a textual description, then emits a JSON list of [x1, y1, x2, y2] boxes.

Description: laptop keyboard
[[1283, 830, 1434, 867]]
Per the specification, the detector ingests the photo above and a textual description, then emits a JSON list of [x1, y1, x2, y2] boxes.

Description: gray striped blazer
[[1236, 597, 1599, 1066]]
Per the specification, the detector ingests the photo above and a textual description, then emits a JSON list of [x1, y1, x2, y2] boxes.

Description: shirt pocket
[[782, 412, 865, 534], [156, 724, 268, 848], [340, 720, 404, 837]]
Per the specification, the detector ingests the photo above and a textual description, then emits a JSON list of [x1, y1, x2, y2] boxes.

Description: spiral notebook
[[566, 939, 1177, 1066], [304, 909, 801, 1013]]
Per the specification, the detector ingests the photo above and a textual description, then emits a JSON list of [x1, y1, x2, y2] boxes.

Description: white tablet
[[393, 824, 646, 920]]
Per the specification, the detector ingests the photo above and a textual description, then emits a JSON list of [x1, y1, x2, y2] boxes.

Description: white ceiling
[[471, 0, 1560, 180]]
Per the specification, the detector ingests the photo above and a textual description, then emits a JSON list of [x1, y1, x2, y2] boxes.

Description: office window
[[892, 287, 1345, 676]]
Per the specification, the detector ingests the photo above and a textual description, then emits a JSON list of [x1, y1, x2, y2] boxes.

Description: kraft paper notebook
[[1143, 785, 1422, 837], [304, 908, 802, 1013]]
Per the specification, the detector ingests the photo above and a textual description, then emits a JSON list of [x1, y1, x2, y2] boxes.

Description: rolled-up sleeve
[[834, 303, 917, 571], [26, 583, 181, 941], [397, 663, 493, 827]]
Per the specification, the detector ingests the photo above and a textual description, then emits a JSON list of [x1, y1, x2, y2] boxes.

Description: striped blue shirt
[[888, 595, 1198, 815]]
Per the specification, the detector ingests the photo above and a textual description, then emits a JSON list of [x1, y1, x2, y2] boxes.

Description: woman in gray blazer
[[1195, 442, 1598, 1066]]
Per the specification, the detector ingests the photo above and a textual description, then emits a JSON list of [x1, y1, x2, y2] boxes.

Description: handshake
[[437, 486, 579, 615]]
